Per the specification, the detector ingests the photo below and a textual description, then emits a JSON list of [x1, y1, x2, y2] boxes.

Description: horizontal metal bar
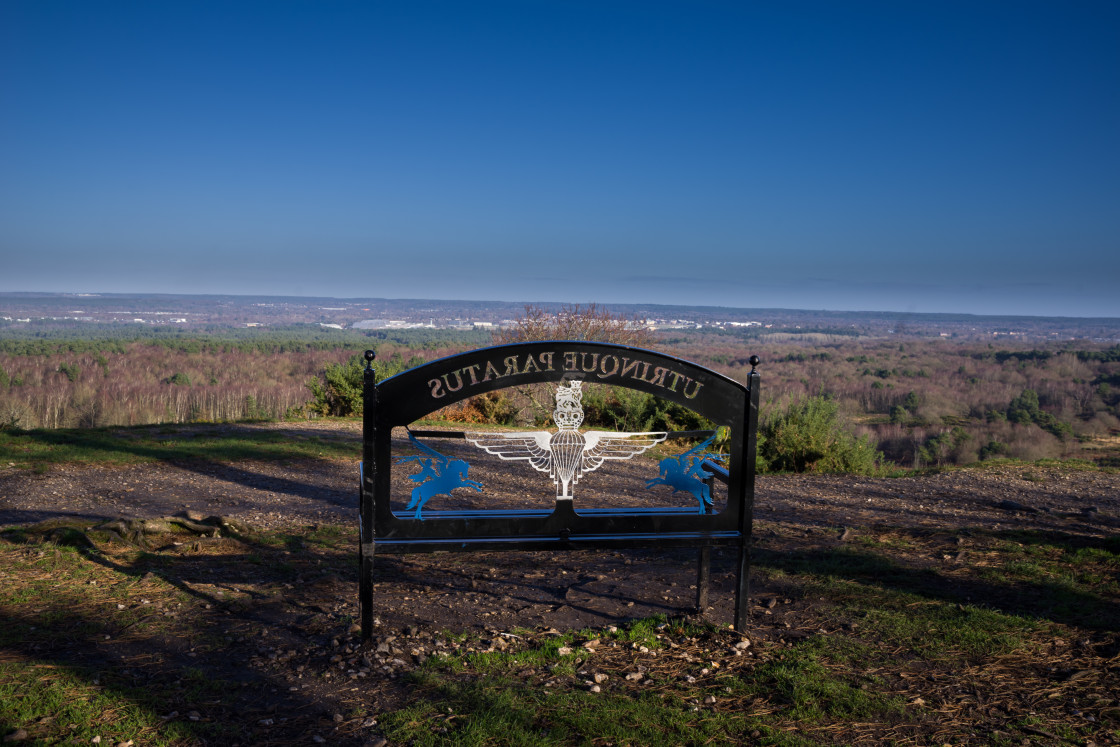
[[407, 429, 469, 439], [387, 506, 712, 521], [703, 460, 730, 483], [404, 428, 716, 441], [373, 531, 744, 554]]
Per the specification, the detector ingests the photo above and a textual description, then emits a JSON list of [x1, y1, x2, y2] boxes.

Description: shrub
[[1007, 388, 1073, 440], [306, 351, 426, 417], [306, 354, 367, 417], [434, 392, 518, 425], [758, 395, 882, 475], [979, 440, 1009, 460], [918, 426, 971, 467], [580, 385, 712, 433], [57, 362, 81, 382]]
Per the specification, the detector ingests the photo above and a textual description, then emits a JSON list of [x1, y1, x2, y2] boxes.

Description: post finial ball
[[749, 355, 760, 369], [364, 350, 376, 363]]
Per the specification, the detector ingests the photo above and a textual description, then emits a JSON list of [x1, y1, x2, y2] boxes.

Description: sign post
[[358, 341, 760, 639]]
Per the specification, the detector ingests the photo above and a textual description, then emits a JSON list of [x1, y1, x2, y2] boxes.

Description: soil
[[2, 421, 1118, 745], [2, 420, 1117, 635], [3, 420, 1117, 538]]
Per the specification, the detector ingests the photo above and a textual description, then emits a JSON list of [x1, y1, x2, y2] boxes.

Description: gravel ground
[[2, 433, 1116, 537]]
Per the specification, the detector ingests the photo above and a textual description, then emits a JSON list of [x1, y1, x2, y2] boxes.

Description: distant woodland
[[1, 324, 1117, 471]]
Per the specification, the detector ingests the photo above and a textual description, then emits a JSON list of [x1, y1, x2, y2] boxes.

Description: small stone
[[557, 647, 573, 656], [705, 696, 717, 704], [625, 672, 643, 681], [258, 718, 274, 726], [593, 673, 609, 683], [589, 684, 601, 693], [91, 738, 101, 745], [734, 639, 751, 650], [312, 737, 326, 744], [187, 711, 200, 722], [332, 713, 344, 723], [360, 717, 378, 728], [348, 624, 362, 636]]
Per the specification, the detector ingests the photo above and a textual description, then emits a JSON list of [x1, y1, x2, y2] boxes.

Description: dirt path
[[2, 419, 1117, 636], [2, 439, 1116, 537], [2, 424, 1116, 636]]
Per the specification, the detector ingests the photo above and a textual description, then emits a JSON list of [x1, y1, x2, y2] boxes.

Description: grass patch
[[1, 516, 1117, 745], [0, 662, 215, 746], [0, 424, 359, 467]]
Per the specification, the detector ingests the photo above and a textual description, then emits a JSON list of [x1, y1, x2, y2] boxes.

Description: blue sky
[[2, 1, 1118, 317]]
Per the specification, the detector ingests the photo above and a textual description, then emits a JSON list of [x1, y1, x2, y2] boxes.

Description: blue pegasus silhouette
[[396, 433, 483, 519], [645, 432, 725, 513]]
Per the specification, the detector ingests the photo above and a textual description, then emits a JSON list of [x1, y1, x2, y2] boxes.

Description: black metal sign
[[360, 341, 760, 638]]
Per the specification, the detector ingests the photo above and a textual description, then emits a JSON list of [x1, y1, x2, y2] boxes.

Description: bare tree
[[492, 304, 652, 348], [490, 304, 654, 426]]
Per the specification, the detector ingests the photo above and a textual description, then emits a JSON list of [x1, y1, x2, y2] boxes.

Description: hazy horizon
[[3, 2, 1118, 318], [4, 288, 1119, 323]]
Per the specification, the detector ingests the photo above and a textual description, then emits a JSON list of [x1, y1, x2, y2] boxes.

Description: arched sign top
[[375, 340, 749, 427]]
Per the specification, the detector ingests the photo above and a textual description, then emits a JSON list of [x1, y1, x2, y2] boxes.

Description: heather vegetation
[[2, 314, 1118, 473], [670, 333, 1120, 470], [0, 339, 459, 429]]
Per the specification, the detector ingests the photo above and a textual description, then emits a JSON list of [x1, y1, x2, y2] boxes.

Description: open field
[[1, 422, 1118, 745]]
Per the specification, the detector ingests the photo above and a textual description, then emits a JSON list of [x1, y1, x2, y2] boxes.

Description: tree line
[[3, 306, 1118, 473]]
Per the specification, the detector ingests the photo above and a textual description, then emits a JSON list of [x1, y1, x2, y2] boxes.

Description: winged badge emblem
[[465, 381, 667, 500]]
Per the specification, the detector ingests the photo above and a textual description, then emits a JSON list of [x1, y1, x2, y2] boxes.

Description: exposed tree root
[[10, 513, 251, 549]]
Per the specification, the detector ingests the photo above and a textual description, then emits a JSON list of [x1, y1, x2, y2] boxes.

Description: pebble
[[589, 684, 601, 693]]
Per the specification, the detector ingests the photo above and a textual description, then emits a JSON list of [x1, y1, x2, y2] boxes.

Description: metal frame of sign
[[359, 341, 760, 639]]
